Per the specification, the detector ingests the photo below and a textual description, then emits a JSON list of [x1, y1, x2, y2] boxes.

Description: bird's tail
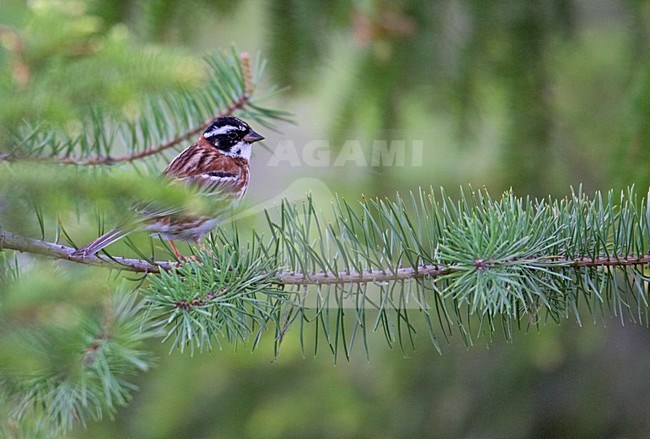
[[72, 228, 128, 257]]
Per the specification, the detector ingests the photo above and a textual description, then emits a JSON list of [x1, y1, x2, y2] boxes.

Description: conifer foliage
[[0, 42, 649, 439]]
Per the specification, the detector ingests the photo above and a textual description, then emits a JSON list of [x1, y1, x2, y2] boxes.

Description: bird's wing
[[164, 144, 248, 199], [133, 201, 188, 221], [73, 142, 251, 256], [180, 171, 242, 198]]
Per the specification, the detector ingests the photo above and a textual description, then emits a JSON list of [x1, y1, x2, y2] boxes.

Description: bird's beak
[[243, 130, 264, 143]]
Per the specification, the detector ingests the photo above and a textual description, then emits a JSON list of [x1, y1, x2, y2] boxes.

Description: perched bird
[[73, 116, 264, 258]]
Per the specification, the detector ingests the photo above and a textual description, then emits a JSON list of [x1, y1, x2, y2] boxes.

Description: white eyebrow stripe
[[203, 125, 236, 137]]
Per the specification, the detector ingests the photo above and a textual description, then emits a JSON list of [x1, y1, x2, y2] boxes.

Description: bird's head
[[202, 116, 264, 159]]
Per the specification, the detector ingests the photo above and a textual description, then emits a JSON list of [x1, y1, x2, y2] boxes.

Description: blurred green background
[[1, 0, 650, 437]]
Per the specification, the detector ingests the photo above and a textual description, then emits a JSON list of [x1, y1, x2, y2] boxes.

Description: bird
[[73, 116, 264, 259]]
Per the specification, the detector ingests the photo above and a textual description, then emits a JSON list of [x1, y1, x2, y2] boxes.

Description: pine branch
[[0, 230, 171, 273], [278, 256, 650, 284], [5, 290, 157, 435], [0, 51, 289, 166], [3, 179, 650, 285], [3, 228, 649, 281], [3, 185, 650, 430], [0, 93, 251, 166]]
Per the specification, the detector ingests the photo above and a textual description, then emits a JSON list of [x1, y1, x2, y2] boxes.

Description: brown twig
[[1, 53, 254, 166], [278, 265, 455, 285], [0, 94, 250, 166], [1, 230, 170, 273], [278, 255, 650, 285], [174, 288, 226, 310], [2, 229, 649, 284]]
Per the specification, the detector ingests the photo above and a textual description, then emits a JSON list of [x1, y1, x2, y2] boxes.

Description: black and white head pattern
[[203, 116, 263, 159]]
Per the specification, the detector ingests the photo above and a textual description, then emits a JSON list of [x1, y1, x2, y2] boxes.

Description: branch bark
[[2, 230, 649, 284], [0, 94, 250, 166], [1, 230, 171, 273], [0, 52, 255, 166]]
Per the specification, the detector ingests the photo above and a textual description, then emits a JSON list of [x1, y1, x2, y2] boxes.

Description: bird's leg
[[169, 240, 183, 259], [169, 240, 198, 265]]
